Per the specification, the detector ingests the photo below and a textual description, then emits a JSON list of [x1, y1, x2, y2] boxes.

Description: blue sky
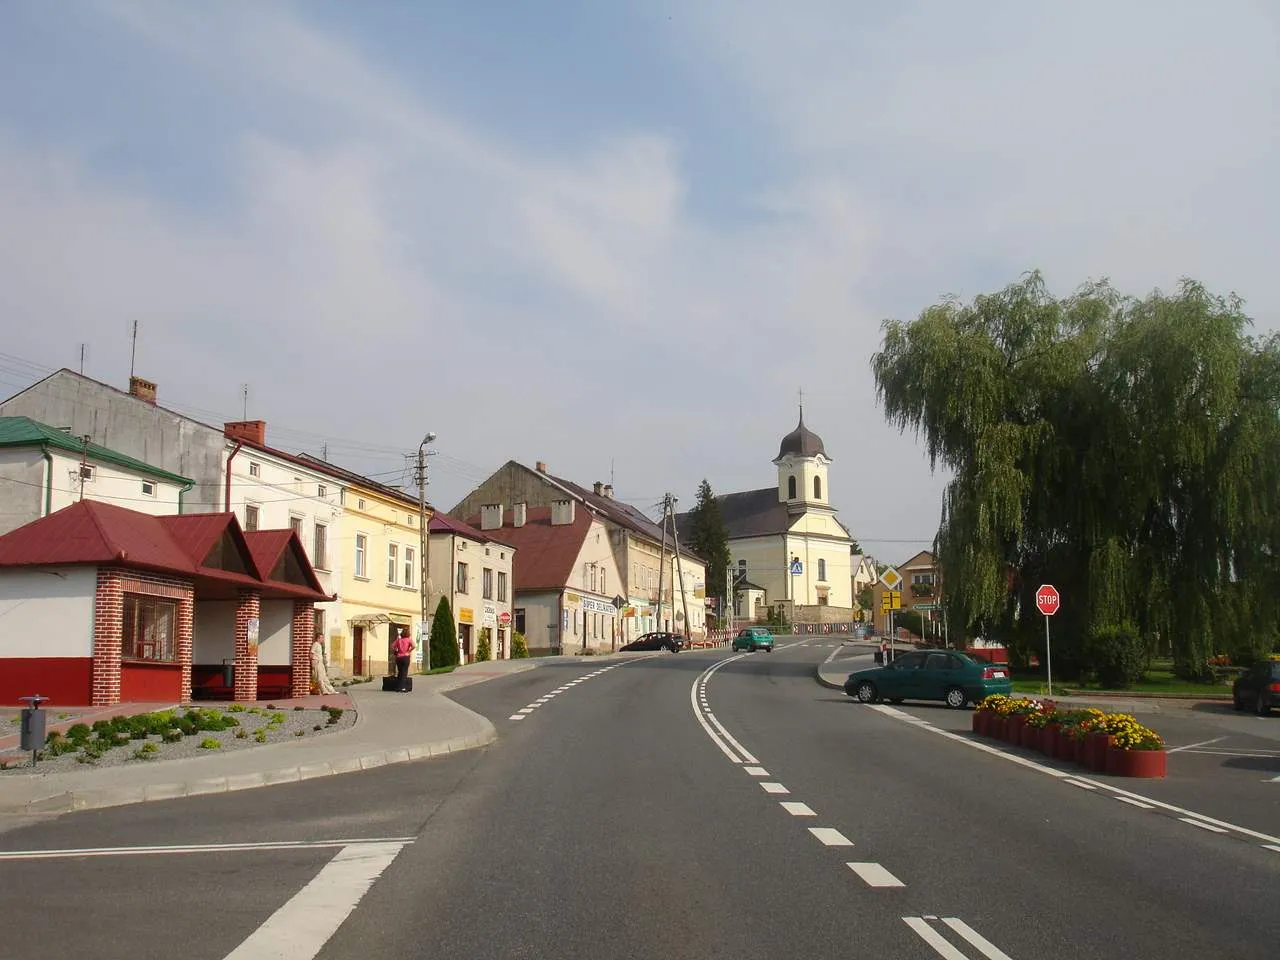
[[1, 1, 1277, 560]]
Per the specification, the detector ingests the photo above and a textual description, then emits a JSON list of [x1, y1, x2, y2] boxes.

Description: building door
[[497, 628, 506, 659], [353, 625, 366, 676], [458, 623, 472, 663]]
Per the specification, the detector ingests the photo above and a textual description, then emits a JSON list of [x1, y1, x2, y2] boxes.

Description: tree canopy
[[430, 595, 460, 669], [687, 479, 731, 609], [873, 272, 1280, 678]]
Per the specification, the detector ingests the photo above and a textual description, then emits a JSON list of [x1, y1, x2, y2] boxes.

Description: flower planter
[[972, 712, 989, 736], [1006, 715, 1027, 744], [1041, 724, 1061, 757], [1105, 747, 1167, 778], [1056, 734, 1079, 763], [1081, 733, 1112, 772], [1020, 724, 1041, 750]]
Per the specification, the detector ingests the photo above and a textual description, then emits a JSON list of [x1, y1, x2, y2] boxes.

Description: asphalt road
[[0, 643, 1276, 959]]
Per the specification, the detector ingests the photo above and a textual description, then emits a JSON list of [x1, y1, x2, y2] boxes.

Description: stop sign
[[1035, 584, 1060, 617]]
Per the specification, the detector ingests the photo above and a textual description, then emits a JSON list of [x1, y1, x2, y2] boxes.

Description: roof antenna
[[241, 384, 249, 420], [129, 320, 138, 379], [79, 343, 88, 376]]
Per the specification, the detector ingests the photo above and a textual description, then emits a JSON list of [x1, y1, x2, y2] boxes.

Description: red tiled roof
[[159, 513, 259, 576], [0, 500, 197, 574], [242, 529, 329, 599], [430, 513, 515, 549], [466, 506, 589, 592]]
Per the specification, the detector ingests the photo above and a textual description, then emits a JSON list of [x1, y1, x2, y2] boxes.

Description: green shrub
[[162, 728, 183, 743], [323, 706, 344, 720], [254, 729, 267, 743], [476, 628, 492, 662], [511, 632, 529, 659], [132, 742, 159, 761], [1086, 621, 1147, 689], [66, 723, 91, 741], [430, 596, 460, 669], [198, 737, 221, 750], [235, 728, 247, 739], [176, 719, 197, 736], [294, 730, 305, 737], [227, 703, 246, 713]]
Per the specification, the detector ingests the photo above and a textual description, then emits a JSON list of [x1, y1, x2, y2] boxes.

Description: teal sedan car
[[843, 649, 1011, 708], [732, 626, 774, 652]]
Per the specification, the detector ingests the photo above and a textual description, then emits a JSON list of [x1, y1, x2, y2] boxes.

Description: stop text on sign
[[1035, 584, 1060, 617]]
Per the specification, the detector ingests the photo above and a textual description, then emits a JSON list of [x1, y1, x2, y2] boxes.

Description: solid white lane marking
[[508, 715, 525, 721], [0, 839, 415, 861], [223, 841, 404, 960], [865, 701, 1280, 846], [1168, 736, 1226, 753], [942, 918, 1015, 960], [743, 766, 769, 777], [847, 862, 904, 888], [1179, 817, 1229, 834], [760, 782, 790, 795], [1063, 779, 1096, 790], [689, 660, 747, 762], [780, 802, 816, 816], [903, 918, 968, 960], [1264, 844, 1280, 853], [704, 711, 759, 764], [1116, 796, 1154, 810], [808, 827, 853, 847]]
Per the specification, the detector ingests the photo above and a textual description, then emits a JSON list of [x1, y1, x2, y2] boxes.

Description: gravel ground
[[0, 705, 357, 775]]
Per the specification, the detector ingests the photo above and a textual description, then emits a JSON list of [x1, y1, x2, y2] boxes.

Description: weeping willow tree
[[873, 272, 1280, 679]]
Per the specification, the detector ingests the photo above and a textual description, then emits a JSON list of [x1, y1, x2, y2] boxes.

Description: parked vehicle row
[[620, 632, 685, 653], [843, 649, 1011, 708], [1232, 658, 1280, 715]]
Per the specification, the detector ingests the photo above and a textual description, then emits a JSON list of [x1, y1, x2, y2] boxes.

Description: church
[[680, 409, 857, 619]]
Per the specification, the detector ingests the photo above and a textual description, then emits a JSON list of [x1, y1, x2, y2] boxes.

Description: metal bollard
[[18, 694, 50, 767]]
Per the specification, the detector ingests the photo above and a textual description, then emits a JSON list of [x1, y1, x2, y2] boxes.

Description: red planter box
[[1040, 725, 1061, 757], [1081, 733, 1112, 771], [1105, 747, 1167, 778], [1020, 724, 1041, 750], [1056, 734, 1079, 763]]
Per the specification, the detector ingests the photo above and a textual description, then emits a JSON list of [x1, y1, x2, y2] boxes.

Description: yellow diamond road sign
[[880, 567, 903, 591]]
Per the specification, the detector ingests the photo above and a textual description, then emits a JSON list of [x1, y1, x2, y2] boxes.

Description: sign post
[[1035, 584, 1061, 695]]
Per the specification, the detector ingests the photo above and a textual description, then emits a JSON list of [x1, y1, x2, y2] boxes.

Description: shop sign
[[459, 608, 474, 624]]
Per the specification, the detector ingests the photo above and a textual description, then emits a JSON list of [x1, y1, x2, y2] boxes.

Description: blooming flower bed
[[972, 695, 1166, 777]]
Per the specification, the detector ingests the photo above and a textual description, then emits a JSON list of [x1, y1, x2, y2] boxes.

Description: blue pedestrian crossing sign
[[790, 558, 804, 575]]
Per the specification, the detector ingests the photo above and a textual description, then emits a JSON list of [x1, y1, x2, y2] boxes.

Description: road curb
[[1, 715, 498, 816]]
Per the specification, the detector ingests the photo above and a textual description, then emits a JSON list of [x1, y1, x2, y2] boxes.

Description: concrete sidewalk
[[813, 652, 1227, 714], [0, 657, 554, 816]]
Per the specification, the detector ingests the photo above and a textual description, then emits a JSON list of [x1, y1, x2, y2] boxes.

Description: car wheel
[[1258, 694, 1272, 717], [855, 680, 879, 704], [945, 686, 968, 709]]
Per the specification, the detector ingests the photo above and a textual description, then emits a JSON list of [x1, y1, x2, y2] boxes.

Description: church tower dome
[[774, 406, 830, 506], [776, 409, 828, 461]]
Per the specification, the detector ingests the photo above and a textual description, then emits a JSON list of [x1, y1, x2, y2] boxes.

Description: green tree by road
[[873, 272, 1280, 679], [687, 479, 731, 620], [429, 596, 460, 669]]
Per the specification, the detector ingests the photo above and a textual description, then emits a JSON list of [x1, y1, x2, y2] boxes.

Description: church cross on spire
[[797, 386, 804, 418]]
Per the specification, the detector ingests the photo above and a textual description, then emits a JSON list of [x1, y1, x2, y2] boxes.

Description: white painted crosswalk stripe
[[847, 862, 904, 887], [779, 801, 816, 816], [223, 841, 406, 959], [760, 782, 790, 795], [743, 766, 769, 777], [808, 827, 853, 847]]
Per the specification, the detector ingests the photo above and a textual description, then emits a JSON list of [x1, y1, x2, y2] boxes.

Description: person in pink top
[[392, 627, 415, 692]]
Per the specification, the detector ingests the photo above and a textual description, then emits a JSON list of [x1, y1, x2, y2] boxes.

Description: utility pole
[[416, 432, 437, 672], [668, 494, 692, 641], [655, 499, 669, 633], [78, 435, 91, 502]]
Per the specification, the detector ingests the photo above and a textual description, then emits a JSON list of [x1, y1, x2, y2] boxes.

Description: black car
[[1233, 659, 1280, 715], [621, 631, 684, 653]]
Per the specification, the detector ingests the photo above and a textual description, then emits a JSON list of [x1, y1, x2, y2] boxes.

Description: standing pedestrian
[[392, 627, 415, 692]]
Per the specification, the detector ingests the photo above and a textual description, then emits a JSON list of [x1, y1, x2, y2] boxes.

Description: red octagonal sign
[[1036, 584, 1061, 617]]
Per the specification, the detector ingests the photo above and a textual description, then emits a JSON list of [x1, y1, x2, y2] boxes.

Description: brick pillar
[[234, 589, 261, 702], [290, 601, 315, 698], [177, 589, 194, 705], [92, 568, 124, 706]]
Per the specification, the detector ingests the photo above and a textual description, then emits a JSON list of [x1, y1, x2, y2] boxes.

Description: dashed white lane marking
[[703, 711, 759, 764], [808, 827, 853, 847], [1179, 817, 1229, 834], [517, 707, 535, 714], [847, 862, 905, 888], [1264, 844, 1280, 854], [760, 782, 790, 795], [780, 802, 816, 816], [508, 715, 525, 721], [743, 766, 769, 777], [1063, 778, 1096, 790], [1116, 796, 1154, 810], [0, 838, 416, 860], [863, 703, 1280, 847], [223, 841, 406, 960], [1168, 736, 1226, 753]]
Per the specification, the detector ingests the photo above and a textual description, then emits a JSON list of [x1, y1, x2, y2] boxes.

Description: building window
[[497, 571, 508, 602], [318, 484, 327, 499], [314, 608, 326, 640], [357, 498, 366, 511], [387, 543, 399, 584], [408, 514, 415, 526], [514, 608, 526, 634], [405, 547, 415, 588], [249, 461, 260, 478], [456, 562, 469, 594], [588, 564, 597, 592], [313, 523, 328, 569], [600, 569, 606, 593], [244, 503, 260, 531], [738, 559, 747, 576], [788, 475, 797, 499], [140, 481, 156, 497], [290, 515, 304, 537], [77, 463, 96, 482], [355, 534, 368, 578], [482, 568, 494, 600], [818, 558, 827, 581], [814, 476, 822, 499], [122, 595, 177, 662]]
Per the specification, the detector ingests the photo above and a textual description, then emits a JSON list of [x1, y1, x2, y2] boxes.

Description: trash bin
[[18, 694, 49, 763], [222, 659, 235, 688]]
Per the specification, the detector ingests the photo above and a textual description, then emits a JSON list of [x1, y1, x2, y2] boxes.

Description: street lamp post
[[417, 432, 436, 673]]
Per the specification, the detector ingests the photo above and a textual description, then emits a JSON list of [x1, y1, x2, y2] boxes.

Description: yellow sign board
[[880, 568, 903, 591], [880, 590, 902, 612], [458, 607, 474, 624]]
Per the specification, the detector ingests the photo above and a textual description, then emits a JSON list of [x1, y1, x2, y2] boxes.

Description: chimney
[[480, 503, 503, 531], [513, 502, 527, 528], [603, 484, 614, 499], [593, 481, 604, 496], [224, 420, 267, 445], [128, 376, 157, 405], [536, 461, 547, 474], [550, 498, 576, 526]]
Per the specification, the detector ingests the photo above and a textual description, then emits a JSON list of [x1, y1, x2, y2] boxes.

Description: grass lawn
[[1012, 658, 1233, 698]]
